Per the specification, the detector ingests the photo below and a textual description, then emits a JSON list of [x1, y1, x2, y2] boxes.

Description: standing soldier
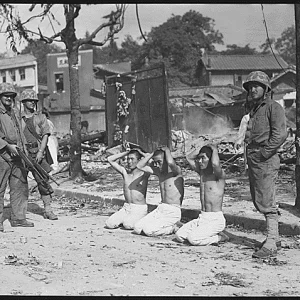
[[20, 89, 58, 220], [243, 71, 287, 259], [0, 83, 34, 231]]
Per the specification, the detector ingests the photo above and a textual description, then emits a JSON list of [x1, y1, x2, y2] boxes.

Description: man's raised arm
[[186, 147, 201, 174], [107, 151, 129, 175], [209, 144, 224, 180], [161, 146, 181, 176], [136, 151, 155, 174]]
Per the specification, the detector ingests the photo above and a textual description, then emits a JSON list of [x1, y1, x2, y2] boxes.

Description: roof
[[169, 85, 244, 99], [0, 54, 37, 69], [93, 61, 131, 74], [169, 86, 240, 108], [271, 67, 296, 83], [201, 54, 289, 71], [283, 91, 296, 100]]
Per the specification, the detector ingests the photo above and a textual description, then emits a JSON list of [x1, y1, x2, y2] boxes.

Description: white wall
[[211, 74, 234, 86]]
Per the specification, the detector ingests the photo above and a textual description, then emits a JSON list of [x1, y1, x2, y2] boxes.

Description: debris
[[201, 280, 216, 286], [175, 283, 185, 288], [214, 272, 252, 288], [113, 260, 136, 268], [11, 290, 23, 295], [28, 253, 40, 266], [55, 261, 63, 269], [4, 254, 19, 265], [253, 257, 288, 266], [148, 242, 182, 249], [28, 273, 48, 281], [20, 236, 27, 244]]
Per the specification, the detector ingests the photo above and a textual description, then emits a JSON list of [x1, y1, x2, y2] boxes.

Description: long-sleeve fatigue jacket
[[0, 102, 27, 157], [244, 96, 287, 159]]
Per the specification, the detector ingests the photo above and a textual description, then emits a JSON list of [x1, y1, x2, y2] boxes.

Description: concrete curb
[[53, 188, 300, 236]]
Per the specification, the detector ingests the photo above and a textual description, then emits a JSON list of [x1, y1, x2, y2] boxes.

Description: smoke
[[183, 107, 233, 136]]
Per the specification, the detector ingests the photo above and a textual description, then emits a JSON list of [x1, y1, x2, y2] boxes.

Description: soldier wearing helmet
[[20, 89, 58, 221], [242, 71, 287, 259], [0, 83, 34, 230]]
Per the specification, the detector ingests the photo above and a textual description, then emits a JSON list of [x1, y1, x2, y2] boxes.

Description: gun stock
[[17, 149, 60, 186]]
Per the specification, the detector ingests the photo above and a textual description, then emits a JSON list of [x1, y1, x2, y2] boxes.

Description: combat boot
[[44, 211, 58, 220], [42, 195, 58, 220], [252, 213, 279, 259], [10, 219, 34, 227]]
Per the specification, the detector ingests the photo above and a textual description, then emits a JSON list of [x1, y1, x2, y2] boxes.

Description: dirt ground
[[1, 162, 300, 296]]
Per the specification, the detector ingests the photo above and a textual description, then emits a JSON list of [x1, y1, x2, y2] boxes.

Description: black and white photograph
[[0, 3, 299, 296]]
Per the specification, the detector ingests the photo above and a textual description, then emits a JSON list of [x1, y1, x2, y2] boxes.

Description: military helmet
[[243, 71, 271, 93], [0, 83, 17, 97], [20, 89, 39, 102]]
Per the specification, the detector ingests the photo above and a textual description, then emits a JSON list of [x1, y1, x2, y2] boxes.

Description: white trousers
[[105, 203, 148, 230], [175, 211, 226, 245], [133, 203, 181, 236]]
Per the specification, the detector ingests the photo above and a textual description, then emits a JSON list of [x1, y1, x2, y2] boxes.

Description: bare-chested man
[[133, 146, 184, 236], [175, 144, 229, 245], [105, 148, 150, 230]]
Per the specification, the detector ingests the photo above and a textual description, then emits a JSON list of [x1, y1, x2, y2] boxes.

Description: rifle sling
[[24, 116, 42, 143]]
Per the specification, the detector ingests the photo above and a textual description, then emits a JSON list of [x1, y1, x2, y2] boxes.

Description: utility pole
[[295, 4, 300, 209]]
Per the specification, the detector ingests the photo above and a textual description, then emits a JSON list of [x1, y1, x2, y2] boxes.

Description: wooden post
[[295, 4, 300, 208]]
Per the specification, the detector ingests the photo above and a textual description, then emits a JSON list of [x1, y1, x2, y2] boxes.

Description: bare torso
[[123, 169, 149, 205], [157, 171, 184, 206], [200, 173, 225, 212]]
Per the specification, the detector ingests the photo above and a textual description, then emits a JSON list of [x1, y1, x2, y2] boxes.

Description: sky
[[0, 4, 295, 54]]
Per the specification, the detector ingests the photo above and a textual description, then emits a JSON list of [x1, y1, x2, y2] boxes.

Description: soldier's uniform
[[243, 71, 287, 258], [20, 89, 58, 220], [0, 83, 34, 231]]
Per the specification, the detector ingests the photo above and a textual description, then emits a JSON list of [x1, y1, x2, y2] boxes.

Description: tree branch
[[78, 4, 126, 47], [22, 4, 54, 26]]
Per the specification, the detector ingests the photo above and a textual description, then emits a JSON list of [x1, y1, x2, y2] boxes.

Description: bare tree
[[0, 4, 127, 180]]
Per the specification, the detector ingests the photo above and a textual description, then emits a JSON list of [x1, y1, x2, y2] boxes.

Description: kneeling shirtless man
[[105, 148, 150, 230], [175, 144, 229, 245], [133, 146, 184, 236]]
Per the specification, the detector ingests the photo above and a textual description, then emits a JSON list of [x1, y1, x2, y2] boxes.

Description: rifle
[[17, 148, 60, 186]]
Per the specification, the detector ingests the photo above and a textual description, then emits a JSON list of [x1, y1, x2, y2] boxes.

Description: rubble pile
[[171, 129, 297, 169], [278, 138, 296, 164], [53, 129, 297, 175], [57, 131, 107, 162], [171, 129, 239, 159]]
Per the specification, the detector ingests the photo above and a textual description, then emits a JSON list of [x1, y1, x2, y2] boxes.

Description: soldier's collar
[[21, 110, 38, 118], [0, 101, 10, 114]]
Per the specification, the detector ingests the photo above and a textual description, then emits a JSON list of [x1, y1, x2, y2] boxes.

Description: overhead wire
[[260, 4, 291, 74], [136, 4, 147, 42], [261, 4, 296, 88]]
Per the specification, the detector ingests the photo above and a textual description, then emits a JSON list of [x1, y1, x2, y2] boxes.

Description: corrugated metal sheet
[[169, 85, 244, 99], [94, 61, 131, 74], [202, 55, 289, 70], [205, 92, 234, 105]]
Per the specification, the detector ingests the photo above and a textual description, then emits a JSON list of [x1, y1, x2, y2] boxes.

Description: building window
[[19, 68, 25, 80], [9, 69, 16, 82], [235, 74, 243, 87], [55, 73, 64, 93], [1, 71, 6, 83]]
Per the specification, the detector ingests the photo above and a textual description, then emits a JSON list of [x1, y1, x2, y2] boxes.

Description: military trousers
[[0, 155, 29, 222], [246, 147, 280, 214]]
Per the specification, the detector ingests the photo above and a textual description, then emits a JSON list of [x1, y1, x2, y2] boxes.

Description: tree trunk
[[68, 47, 83, 179], [295, 4, 300, 209]]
